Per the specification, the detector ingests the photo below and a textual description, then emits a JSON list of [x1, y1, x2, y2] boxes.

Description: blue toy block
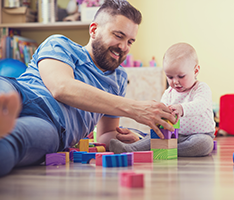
[[121, 152, 134, 166], [102, 154, 128, 167], [150, 129, 160, 139], [73, 151, 86, 163], [150, 128, 179, 139], [81, 153, 97, 164]]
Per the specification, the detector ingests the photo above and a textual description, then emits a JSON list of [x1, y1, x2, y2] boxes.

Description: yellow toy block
[[96, 146, 106, 152], [79, 139, 89, 152]]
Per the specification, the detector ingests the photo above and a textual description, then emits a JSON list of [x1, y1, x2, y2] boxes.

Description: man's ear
[[194, 65, 200, 77], [89, 22, 98, 39]]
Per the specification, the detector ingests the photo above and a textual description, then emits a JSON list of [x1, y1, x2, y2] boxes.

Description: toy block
[[150, 129, 160, 139], [121, 152, 134, 166], [58, 152, 70, 163], [96, 146, 106, 152], [89, 147, 98, 152], [213, 140, 217, 150], [96, 152, 114, 166], [73, 151, 86, 163], [68, 148, 79, 152], [81, 153, 97, 164], [102, 154, 128, 167], [69, 150, 78, 161], [133, 151, 153, 163], [151, 138, 177, 149], [150, 129, 178, 139], [90, 142, 106, 148], [46, 153, 66, 166], [159, 119, 180, 129], [151, 148, 177, 160], [156, 118, 173, 127], [119, 171, 144, 188], [79, 139, 89, 152]]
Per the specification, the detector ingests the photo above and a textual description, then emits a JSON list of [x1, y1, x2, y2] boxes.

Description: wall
[[128, 0, 234, 104]]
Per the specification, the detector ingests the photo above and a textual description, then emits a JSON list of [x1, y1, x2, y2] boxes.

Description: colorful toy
[[133, 151, 153, 163], [152, 149, 178, 160], [102, 154, 128, 168], [119, 171, 144, 188], [151, 138, 177, 149], [79, 139, 89, 152], [73, 151, 86, 163], [121, 152, 134, 166], [213, 140, 217, 150], [81, 153, 97, 164], [96, 152, 114, 166], [151, 119, 180, 160], [58, 152, 70, 163], [45, 153, 66, 166]]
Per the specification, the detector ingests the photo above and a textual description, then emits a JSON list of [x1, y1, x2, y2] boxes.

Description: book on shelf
[[0, 28, 38, 66]]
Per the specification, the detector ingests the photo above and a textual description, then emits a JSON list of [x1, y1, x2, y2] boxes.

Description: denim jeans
[[0, 77, 59, 177]]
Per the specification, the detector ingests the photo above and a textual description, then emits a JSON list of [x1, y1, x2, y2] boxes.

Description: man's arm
[[96, 116, 140, 150], [38, 58, 176, 138]]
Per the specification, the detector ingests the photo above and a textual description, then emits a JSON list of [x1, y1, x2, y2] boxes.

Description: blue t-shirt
[[17, 34, 128, 148]]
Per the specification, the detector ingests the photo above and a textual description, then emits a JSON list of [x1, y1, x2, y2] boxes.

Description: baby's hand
[[168, 104, 184, 118]]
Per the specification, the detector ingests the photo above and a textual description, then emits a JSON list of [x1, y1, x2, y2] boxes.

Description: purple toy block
[[46, 153, 66, 166], [213, 140, 217, 150], [159, 128, 178, 139], [151, 128, 178, 139]]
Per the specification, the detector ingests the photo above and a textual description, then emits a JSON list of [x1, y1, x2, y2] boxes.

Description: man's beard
[[92, 37, 126, 71]]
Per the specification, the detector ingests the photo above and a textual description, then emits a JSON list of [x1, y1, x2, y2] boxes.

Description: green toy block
[[151, 148, 177, 160], [159, 119, 180, 129]]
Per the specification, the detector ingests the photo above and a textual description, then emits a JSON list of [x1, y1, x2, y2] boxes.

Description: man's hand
[[130, 100, 176, 139], [115, 127, 140, 143]]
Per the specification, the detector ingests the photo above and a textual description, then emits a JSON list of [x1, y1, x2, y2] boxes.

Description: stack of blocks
[[151, 119, 180, 160]]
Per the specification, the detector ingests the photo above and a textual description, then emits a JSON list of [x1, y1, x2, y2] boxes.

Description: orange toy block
[[79, 139, 89, 152], [151, 139, 177, 149]]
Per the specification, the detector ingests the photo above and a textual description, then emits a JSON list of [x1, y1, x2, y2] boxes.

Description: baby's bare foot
[[0, 92, 21, 138]]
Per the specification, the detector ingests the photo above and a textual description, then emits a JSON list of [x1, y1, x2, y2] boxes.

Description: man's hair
[[94, 0, 142, 25]]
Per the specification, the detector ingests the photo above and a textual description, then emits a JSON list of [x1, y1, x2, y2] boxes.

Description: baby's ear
[[194, 65, 200, 76]]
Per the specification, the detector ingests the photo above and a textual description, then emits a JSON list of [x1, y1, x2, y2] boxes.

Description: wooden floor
[[1, 136, 234, 200]]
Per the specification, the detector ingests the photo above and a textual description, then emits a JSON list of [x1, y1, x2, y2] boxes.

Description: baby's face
[[163, 58, 199, 92]]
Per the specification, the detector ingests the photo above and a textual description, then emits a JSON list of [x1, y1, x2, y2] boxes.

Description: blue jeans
[[0, 77, 60, 177]]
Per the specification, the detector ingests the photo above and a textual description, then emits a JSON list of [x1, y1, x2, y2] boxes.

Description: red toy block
[[133, 151, 153, 163], [89, 147, 98, 152], [96, 152, 114, 166], [119, 171, 144, 188], [219, 94, 234, 135]]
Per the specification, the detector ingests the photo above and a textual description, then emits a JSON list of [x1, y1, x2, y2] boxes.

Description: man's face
[[91, 15, 138, 71]]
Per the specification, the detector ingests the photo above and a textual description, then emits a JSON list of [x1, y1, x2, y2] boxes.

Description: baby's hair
[[163, 43, 198, 66]]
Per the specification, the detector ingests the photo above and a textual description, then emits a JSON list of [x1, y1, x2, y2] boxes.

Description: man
[[0, 0, 176, 177]]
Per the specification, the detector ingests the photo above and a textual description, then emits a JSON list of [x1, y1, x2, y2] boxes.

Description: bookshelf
[[0, 0, 90, 44], [0, 21, 90, 31]]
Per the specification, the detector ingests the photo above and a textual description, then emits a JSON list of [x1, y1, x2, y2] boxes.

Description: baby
[[110, 42, 215, 157]]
